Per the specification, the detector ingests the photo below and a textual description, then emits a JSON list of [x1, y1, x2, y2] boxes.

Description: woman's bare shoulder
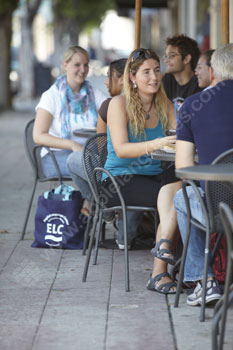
[[110, 94, 126, 106], [108, 95, 127, 124], [108, 95, 126, 115]]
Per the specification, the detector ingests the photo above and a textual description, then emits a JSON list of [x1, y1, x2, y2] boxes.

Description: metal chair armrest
[[33, 145, 63, 184], [93, 167, 127, 212]]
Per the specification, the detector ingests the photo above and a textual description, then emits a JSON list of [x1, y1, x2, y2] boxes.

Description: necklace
[[144, 97, 155, 120]]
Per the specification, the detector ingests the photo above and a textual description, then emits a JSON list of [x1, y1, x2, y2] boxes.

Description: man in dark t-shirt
[[174, 44, 233, 307], [162, 34, 202, 110]]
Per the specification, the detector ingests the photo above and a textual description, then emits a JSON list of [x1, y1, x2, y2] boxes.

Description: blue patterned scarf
[[54, 75, 97, 139]]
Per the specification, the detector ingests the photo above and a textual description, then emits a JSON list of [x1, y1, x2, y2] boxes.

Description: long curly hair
[[124, 48, 169, 138]]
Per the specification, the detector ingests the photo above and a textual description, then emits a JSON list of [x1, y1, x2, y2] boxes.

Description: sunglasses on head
[[131, 49, 153, 62]]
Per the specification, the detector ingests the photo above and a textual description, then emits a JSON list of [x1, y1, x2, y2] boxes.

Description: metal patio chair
[[21, 118, 72, 239], [174, 148, 233, 322], [81, 133, 158, 291], [212, 202, 233, 350]]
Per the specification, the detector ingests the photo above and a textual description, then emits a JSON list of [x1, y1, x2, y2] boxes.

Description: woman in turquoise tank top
[[102, 48, 181, 294]]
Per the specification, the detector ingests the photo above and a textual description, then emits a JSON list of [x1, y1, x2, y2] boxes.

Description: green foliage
[[0, 0, 19, 17], [52, 0, 115, 30]]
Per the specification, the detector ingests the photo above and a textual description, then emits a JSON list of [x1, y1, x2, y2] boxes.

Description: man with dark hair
[[162, 34, 202, 110]]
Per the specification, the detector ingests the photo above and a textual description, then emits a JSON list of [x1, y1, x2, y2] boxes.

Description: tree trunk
[[0, 15, 12, 109], [53, 21, 67, 74], [53, 19, 80, 76], [69, 19, 79, 45], [19, 15, 35, 98], [19, 0, 42, 99]]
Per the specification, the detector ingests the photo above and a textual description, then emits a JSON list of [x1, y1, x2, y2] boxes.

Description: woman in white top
[[33, 45, 107, 199]]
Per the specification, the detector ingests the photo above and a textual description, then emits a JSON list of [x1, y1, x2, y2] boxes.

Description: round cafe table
[[175, 163, 233, 191], [150, 149, 199, 163], [73, 128, 96, 138]]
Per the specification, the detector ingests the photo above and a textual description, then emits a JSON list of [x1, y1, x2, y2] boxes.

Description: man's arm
[[175, 140, 195, 169]]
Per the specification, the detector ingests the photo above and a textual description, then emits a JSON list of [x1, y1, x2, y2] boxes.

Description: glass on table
[[166, 129, 176, 136], [161, 129, 176, 153]]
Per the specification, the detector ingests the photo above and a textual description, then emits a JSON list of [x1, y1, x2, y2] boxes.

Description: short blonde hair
[[124, 48, 169, 138], [62, 46, 89, 73]]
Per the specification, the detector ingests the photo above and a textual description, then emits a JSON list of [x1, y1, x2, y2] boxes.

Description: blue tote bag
[[32, 184, 86, 249]]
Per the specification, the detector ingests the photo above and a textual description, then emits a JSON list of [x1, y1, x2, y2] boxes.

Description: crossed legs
[[148, 181, 182, 293]]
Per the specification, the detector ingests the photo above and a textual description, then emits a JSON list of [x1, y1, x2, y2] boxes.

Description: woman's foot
[[81, 199, 90, 217], [151, 238, 176, 265], [147, 272, 176, 294], [81, 207, 90, 216]]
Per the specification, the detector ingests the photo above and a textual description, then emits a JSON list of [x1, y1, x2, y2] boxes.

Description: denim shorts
[[41, 150, 72, 177]]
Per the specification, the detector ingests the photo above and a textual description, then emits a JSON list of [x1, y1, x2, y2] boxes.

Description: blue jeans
[[117, 212, 144, 245], [174, 187, 214, 282], [41, 150, 72, 177], [66, 150, 92, 202]]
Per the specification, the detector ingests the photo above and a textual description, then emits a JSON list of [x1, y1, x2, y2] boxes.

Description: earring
[[133, 81, 137, 89]]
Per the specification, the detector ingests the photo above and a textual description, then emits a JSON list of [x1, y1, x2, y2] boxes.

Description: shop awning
[[115, 0, 168, 9]]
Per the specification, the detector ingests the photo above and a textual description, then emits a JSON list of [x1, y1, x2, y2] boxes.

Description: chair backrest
[[219, 202, 233, 242], [217, 201, 233, 350], [82, 133, 107, 203], [24, 119, 44, 179], [206, 148, 233, 231], [24, 118, 71, 182]]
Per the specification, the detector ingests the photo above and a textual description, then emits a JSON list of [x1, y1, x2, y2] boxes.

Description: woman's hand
[[71, 141, 83, 152], [151, 135, 176, 151]]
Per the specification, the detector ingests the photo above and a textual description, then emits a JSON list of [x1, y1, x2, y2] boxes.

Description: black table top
[[73, 128, 96, 137], [175, 163, 233, 182]]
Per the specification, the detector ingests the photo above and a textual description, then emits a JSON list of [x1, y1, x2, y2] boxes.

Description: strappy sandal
[[147, 272, 177, 295], [151, 238, 176, 265]]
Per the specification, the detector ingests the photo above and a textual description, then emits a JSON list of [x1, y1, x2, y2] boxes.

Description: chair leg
[[82, 215, 92, 256], [21, 179, 37, 240], [200, 229, 211, 322], [122, 207, 130, 292], [101, 221, 106, 241], [82, 216, 91, 256], [212, 301, 223, 350], [174, 219, 191, 307], [218, 255, 233, 348], [93, 211, 103, 265], [213, 295, 224, 323], [82, 200, 95, 256], [211, 232, 224, 264], [170, 257, 181, 282], [82, 210, 99, 282], [154, 209, 159, 234], [212, 286, 233, 350]]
